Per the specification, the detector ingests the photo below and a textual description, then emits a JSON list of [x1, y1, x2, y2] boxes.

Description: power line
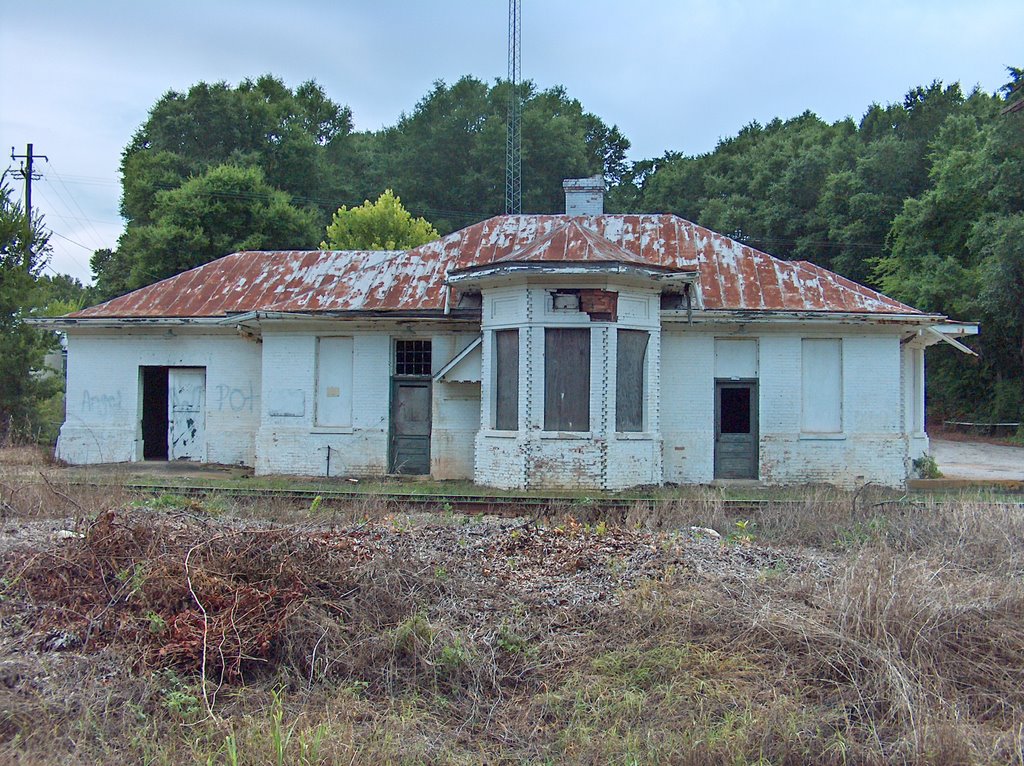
[[47, 159, 113, 252], [50, 230, 98, 252]]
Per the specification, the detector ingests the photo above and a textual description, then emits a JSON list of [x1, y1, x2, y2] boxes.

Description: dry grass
[[0, 466, 1022, 765]]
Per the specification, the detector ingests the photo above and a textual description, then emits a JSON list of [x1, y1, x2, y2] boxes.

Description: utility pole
[[505, 0, 522, 215], [10, 143, 47, 268]]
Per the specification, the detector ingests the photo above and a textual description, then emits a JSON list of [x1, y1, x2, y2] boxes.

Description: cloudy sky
[[1, 0, 1020, 283]]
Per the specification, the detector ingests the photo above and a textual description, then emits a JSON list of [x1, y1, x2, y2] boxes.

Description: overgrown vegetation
[[1, 456, 1022, 764], [0, 183, 64, 447]]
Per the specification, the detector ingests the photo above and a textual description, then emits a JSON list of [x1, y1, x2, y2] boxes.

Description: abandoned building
[[41, 176, 977, 489]]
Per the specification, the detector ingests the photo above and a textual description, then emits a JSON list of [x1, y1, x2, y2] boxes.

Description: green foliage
[[119, 76, 352, 225], [145, 610, 167, 634], [322, 189, 439, 250], [912, 454, 943, 479], [96, 164, 320, 295], [158, 670, 202, 721], [95, 76, 352, 299], [98, 73, 629, 300], [726, 519, 756, 545], [631, 74, 1020, 422], [877, 76, 1023, 420], [0, 183, 60, 444], [374, 76, 629, 229]]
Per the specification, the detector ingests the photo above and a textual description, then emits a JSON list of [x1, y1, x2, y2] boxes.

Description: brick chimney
[[563, 175, 604, 216]]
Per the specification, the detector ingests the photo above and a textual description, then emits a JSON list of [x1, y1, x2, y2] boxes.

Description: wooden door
[[390, 380, 431, 474], [714, 381, 758, 479], [168, 368, 206, 461]]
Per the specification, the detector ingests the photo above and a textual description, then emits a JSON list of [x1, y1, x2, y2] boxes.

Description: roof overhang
[[446, 261, 698, 287], [661, 310, 947, 326], [432, 335, 482, 382], [922, 323, 980, 355], [219, 309, 478, 328], [26, 316, 234, 330]]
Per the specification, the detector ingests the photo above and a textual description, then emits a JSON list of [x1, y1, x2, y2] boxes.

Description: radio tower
[[505, 0, 522, 215]]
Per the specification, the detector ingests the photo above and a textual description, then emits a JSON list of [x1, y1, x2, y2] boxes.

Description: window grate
[[396, 340, 432, 376]]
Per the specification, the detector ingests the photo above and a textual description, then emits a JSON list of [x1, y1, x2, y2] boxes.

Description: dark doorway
[[141, 366, 169, 460], [390, 380, 431, 474], [714, 381, 758, 479]]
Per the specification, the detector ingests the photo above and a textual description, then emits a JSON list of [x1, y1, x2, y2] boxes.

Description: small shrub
[[912, 453, 943, 479]]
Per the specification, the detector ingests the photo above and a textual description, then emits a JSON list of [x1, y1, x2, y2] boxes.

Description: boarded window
[[544, 328, 590, 431], [395, 339, 431, 376], [494, 329, 519, 430], [802, 339, 842, 433], [616, 329, 649, 432], [317, 337, 353, 427]]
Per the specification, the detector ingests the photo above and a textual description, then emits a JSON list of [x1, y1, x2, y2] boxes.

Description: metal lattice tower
[[505, 0, 522, 215]]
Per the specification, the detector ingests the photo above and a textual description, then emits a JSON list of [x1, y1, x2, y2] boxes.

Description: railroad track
[[60, 479, 1024, 516]]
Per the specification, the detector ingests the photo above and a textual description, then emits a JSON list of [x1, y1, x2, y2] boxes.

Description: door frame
[[388, 377, 432, 474], [713, 379, 759, 479]]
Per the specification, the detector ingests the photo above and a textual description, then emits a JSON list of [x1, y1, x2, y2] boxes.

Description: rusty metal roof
[[490, 219, 656, 267], [71, 214, 921, 318]]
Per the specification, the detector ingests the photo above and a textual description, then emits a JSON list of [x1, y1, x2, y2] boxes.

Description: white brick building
[[40, 181, 976, 489]]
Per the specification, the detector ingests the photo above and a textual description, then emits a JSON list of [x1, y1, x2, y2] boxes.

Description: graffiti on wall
[[214, 382, 255, 413], [81, 390, 123, 416]]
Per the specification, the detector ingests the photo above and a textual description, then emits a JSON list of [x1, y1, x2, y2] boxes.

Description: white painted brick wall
[[257, 331, 391, 476], [257, 327, 480, 478], [476, 282, 662, 490], [430, 334, 480, 480], [59, 307, 918, 489], [58, 329, 261, 465], [661, 331, 715, 483], [662, 327, 913, 488]]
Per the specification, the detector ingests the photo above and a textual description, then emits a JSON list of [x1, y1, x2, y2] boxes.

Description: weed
[[393, 613, 434, 654], [115, 562, 146, 597], [495, 624, 534, 657], [436, 639, 471, 673], [834, 514, 888, 549], [912, 453, 943, 479], [159, 671, 202, 721], [144, 610, 167, 634], [726, 519, 756, 545]]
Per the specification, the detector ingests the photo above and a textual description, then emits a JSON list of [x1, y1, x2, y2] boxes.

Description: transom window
[[395, 340, 432, 376]]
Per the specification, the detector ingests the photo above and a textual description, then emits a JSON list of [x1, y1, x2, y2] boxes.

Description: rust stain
[[71, 214, 923, 319]]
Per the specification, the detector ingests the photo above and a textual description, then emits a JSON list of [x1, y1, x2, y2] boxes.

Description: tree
[[0, 182, 59, 443], [322, 190, 438, 250], [120, 76, 353, 225], [98, 76, 358, 299], [877, 75, 1024, 421], [374, 77, 630, 230], [95, 165, 321, 294]]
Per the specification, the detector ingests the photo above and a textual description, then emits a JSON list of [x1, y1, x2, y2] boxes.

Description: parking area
[[930, 438, 1024, 481]]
